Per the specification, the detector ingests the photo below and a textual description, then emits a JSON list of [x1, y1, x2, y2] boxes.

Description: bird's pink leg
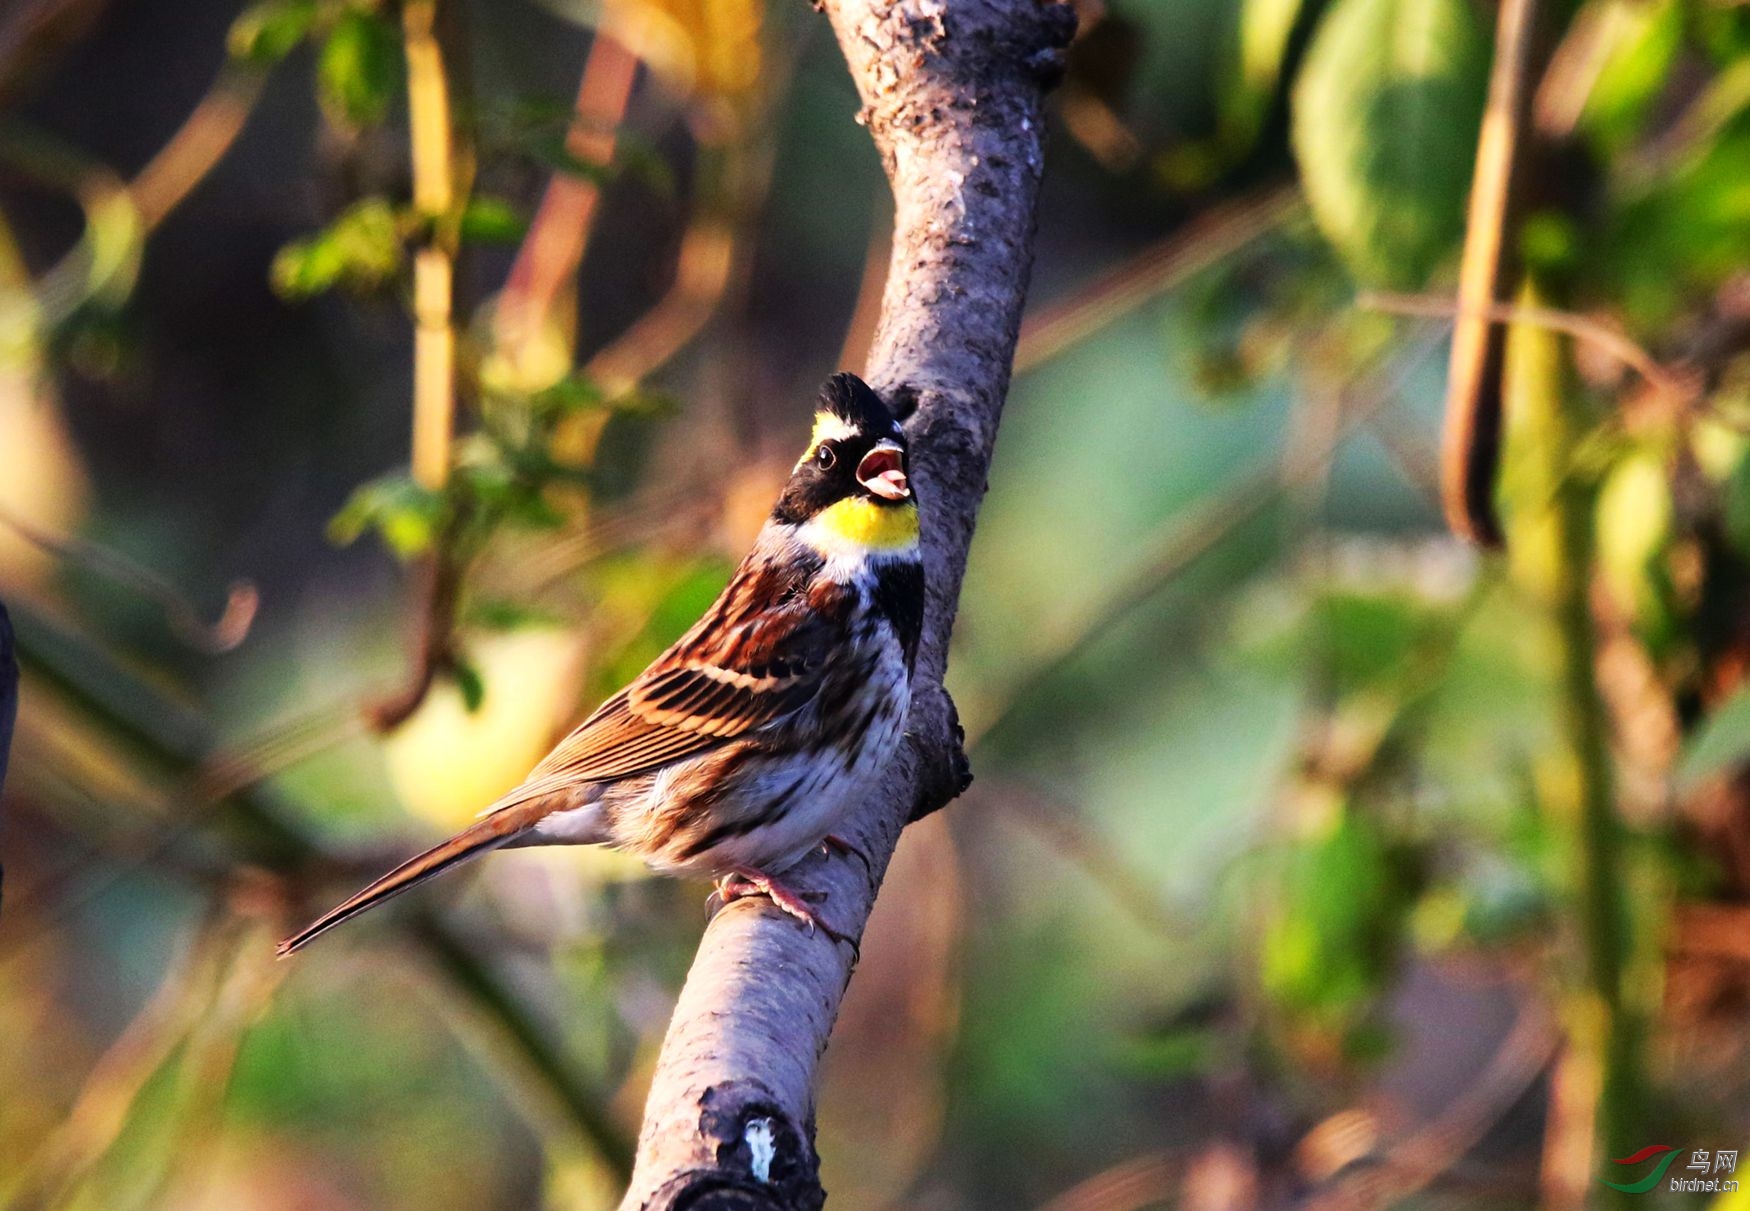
[[713, 868, 860, 957], [716, 867, 823, 929]]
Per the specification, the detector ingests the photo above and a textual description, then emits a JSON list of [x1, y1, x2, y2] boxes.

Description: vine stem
[[369, 0, 475, 735], [1441, 0, 1543, 548], [1501, 283, 1641, 1209], [402, 0, 462, 494]]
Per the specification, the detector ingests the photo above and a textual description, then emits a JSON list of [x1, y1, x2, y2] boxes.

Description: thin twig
[[494, 30, 638, 374], [412, 912, 637, 1176], [1014, 185, 1303, 374], [130, 64, 266, 229], [365, 538, 463, 732], [195, 698, 371, 802], [984, 780, 1189, 937], [1302, 1000, 1560, 1210], [1506, 282, 1641, 1207], [0, 123, 140, 323], [583, 215, 736, 392], [514, 480, 714, 594], [1036, 1151, 1182, 1211], [0, 55, 270, 328], [1363, 410, 1444, 506], [1362, 290, 1697, 404], [0, 0, 110, 109], [137, 926, 285, 1210], [0, 504, 258, 653], [1440, 0, 1543, 547], [1540, 1041, 1599, 1211]]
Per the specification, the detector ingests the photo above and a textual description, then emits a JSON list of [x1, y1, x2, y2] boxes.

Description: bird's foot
[[717, 867, 819, 925], [714, 867, 858, 954]]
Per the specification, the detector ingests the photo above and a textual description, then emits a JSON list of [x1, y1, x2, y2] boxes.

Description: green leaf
[[466, 598, 566, 631], [592, 558, 734, 697], [527, 134, 614, 185], [1720, 444, 1750, 559], [1607, 112, 1750, 328], [1697, 3, 1750, 66], [327, 476, 447, 559], [1575, 0, 1682, 155], [1594, 447, 1674, 638], [1290, 0, 1488, 287], [452, 659, 486, 713], [1222, 0, 1306, 148], [448, 451, 568, 532], [1116, 1025, 1223, 1078], [530, 375, 605, 417], [1518, 209, 1581, 274], [1309, 591, 1429, 693], [1261, 802, 1417, 1019], [228, 0, 317, 64], [1678, 683, 1750, 789], [1243, 587, 1446, 699], [271, 199, 403, 299], [458, 197, 529, 245], [317, 9, 402, 129]]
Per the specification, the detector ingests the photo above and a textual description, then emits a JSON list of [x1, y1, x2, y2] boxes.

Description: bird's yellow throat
[[811, 497, 919, 552]]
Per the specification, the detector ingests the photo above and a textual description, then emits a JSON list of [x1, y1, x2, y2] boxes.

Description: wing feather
[[522, 557, 849, 787]]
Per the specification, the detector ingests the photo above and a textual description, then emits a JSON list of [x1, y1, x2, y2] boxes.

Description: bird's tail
[[276, 799, 550, 957]]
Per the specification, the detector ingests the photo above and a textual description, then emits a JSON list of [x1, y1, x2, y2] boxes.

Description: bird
[[278, 372, 924, 955]]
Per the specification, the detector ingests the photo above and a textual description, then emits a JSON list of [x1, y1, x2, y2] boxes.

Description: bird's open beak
[[857, 442, 910, 501]]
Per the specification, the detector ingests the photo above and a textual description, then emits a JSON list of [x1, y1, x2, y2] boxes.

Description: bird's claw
[[819, 833, 873, 880], [712, 867, 859, 955]]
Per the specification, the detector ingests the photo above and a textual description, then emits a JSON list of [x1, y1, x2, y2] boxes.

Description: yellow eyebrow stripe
[[810, 410, 857, 446], [797, 410, 860, 467]]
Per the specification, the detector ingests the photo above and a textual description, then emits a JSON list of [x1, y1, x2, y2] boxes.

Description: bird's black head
[[771, 373, 912, 525]]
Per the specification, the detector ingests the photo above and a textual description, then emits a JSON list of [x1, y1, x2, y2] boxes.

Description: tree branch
[[617, 2, 1074, 1207]]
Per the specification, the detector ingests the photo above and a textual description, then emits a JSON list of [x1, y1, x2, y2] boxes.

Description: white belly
[[710, 712, 905, 873]]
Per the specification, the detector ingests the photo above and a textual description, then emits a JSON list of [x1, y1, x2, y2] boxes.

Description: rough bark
[[618, 1, 1073, 1207]]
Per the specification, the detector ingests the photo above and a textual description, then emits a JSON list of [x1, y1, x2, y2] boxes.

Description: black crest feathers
[[818, 373, 900, 436]]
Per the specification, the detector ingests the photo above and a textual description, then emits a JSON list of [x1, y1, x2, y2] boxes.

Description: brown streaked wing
[[523, 561, 851, 786]]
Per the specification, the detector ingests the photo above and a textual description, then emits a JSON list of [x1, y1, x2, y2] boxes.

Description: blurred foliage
[[4, 0, 1750, 1208], [317, 8, 403, 129], [1289, 0, 1487, 287], [271, 197, 404, 300]]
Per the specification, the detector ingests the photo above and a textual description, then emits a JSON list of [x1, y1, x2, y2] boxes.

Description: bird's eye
[[815, 443, 837, 469]]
